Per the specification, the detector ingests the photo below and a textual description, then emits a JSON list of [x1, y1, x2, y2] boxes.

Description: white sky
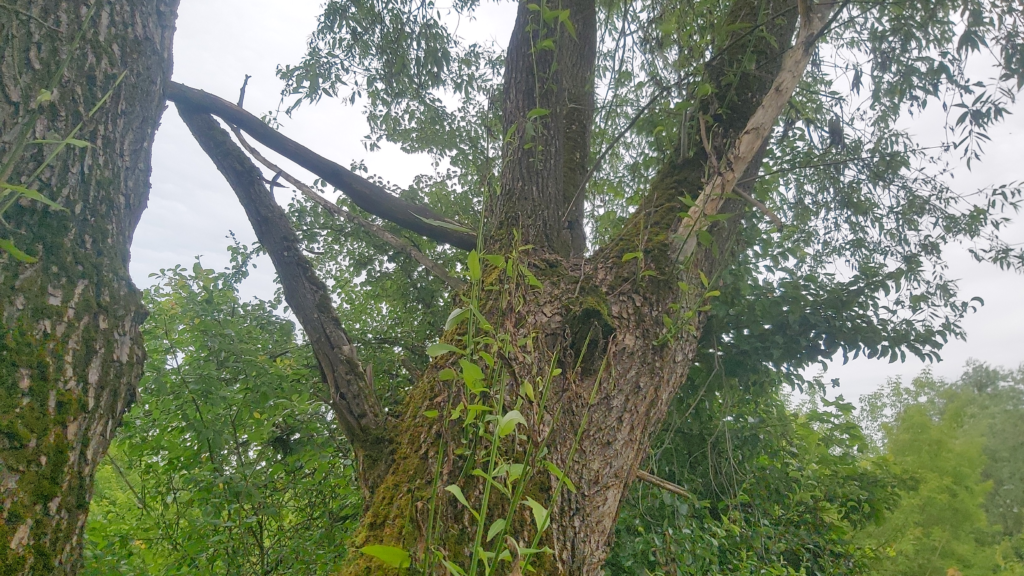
[[133, 0, 1024, 405]]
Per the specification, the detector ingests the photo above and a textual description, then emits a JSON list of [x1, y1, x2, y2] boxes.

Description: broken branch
[[229, 124, 467, 291], [176, 104, 392, 493], [166, 81, 477, 251]]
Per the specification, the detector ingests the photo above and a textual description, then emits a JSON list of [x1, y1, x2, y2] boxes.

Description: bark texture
[[490, 0, 596, 258], [0, 1, 177, 573]]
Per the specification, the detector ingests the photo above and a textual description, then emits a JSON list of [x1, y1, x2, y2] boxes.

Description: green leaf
[[445, 485, 479, 519], [487, 518, 506, 542], [459, 359, 485, 389], [0, 182, 65, 211], [440, 559, 467, 575], [498, 410, 527, 437], [31, 138, 91, 148], [426, 342, 464, 357], [438, 368, 457, 381], [445, 308, 469, 331], [360, 545, 411, 568], [423, 410, 439, 419], [622, 251, 643, 262], [467, 250, 481, 281], [523, 497, 550, 533], [527, 107, 551, 119], [0, 239, 37, 263], [544, 460, 577, 493], [34, 89, 53, 105]]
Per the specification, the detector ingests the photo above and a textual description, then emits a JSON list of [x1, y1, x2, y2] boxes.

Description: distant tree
[[858, 362, 1024, 576], [83, 254, 362, 575]]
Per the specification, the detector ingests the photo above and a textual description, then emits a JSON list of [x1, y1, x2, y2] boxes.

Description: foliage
[[83, 252, 362, 575], [606, 376, 899, 576], [857, 362, 1024, 576]]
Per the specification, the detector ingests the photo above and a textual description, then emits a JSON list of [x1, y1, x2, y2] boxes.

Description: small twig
[[635, 469, 691, 499], [732, 187, 784, 231], [0, 3, 63, 32], [563, 84, 673, 221], [108, 455, 146, 510]]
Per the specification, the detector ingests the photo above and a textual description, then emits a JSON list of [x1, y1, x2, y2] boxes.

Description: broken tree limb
[[229, 125, 468, 291], [166, 81, 477, 251], [176, 104, 393, 494], [635, 469, 692, 499], [671, 0, 836, 261]]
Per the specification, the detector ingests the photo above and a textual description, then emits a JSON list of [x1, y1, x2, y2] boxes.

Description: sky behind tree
[[133, 0, 1024, 402]]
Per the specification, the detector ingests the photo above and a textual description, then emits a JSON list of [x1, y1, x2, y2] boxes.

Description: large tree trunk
[[0, 1, 177, 572], [341, 0, 807, 573]]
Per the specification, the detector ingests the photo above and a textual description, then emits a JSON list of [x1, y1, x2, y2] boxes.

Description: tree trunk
[[0, 1, 177, 573], [342, 0, 804, 573]]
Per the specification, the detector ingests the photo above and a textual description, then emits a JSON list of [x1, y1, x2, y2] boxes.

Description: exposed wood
[[175, 106, 393, 493], [229, 126, 467, 291], [165, 81, 477, 251], [672, 0, 836, 262]]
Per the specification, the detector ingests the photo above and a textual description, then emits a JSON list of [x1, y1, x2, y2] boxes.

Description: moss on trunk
[[0, 1, 178, 572]]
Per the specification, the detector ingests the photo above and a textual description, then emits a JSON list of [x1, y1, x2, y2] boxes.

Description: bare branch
[[166, 81, 477, 250], [229, 125, 467, 291], [175, 104, 392, 493], [635, 469, 691, 499]]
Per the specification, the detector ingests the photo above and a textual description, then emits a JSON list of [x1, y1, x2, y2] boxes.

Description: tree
[[5, 0, 1023, 573], [0, 1, 177, 573], [157, 0, 1024, 573], [84, 256, 362, 575], [858, 363, 1024, 576]]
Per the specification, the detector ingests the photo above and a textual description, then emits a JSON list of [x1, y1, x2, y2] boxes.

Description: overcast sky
[[134, 0, 1024, 404]]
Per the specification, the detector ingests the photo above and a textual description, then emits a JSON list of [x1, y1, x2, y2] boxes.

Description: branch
[[635, 470, 691, 499], [175, 104, 392, 493], [166, 81, 477, 251], [671, 0, 836, 260], [229, 125, 467, 291]]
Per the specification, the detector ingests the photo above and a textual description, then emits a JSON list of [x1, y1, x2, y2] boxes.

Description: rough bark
[[489, 0, 596, 258], [174, 107, 392, 495], [0, 1, 177, 573], [340, 0, 809, 573]]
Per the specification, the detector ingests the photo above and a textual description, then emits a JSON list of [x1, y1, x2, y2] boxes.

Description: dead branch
[[228, 122, 467, 291], [635, 469, 692, 499], [166, 81, 477, 251], [176, 104, 392, 493], [671, 1, 836, 261]]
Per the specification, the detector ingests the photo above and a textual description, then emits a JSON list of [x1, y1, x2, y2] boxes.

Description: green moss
[[565, 289, 615, 375]]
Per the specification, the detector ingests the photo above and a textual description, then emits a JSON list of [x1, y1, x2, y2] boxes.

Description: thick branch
[[175, 104, 392, 492], [672, 0, 836, 261], [230, 127, 468, 291], [166, 81, 477, 250]]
